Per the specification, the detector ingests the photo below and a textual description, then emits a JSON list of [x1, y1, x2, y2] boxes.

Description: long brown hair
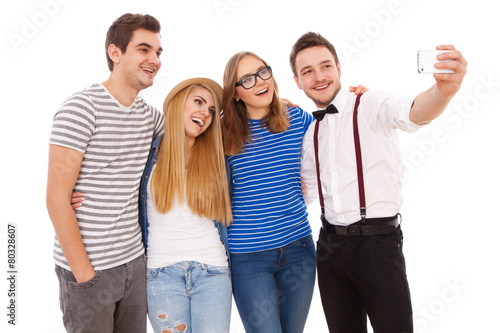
[[150, 84, 232, 226], [222, 51, 289, 155]]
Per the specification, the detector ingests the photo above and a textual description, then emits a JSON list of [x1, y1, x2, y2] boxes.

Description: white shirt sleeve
[[301, 122, 319, 206], [364, 91, 423, 134]]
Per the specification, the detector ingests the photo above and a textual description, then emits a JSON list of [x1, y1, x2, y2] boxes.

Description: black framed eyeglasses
[[235, 66, 273, 89]]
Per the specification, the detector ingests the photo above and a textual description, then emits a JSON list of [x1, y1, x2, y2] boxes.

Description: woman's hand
[[349, 85, 369, 95], [281, 98, 300, 108], [71, 192, 85, 210]]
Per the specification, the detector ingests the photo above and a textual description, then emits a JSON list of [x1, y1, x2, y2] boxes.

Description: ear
[[337, 62, 342, 78], [107, 44, 122, 67], [293, 75, 303, 91]]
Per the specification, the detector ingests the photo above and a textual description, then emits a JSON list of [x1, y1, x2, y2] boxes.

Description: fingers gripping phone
[[417, 50, 454, 74]]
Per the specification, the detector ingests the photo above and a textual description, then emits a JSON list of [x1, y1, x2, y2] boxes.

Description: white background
[[1, 0, 499, 332]]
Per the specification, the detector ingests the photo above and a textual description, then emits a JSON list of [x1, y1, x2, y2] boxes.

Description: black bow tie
[[312, 104, 338, 121]]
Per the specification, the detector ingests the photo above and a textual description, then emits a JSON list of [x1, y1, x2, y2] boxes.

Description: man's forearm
[[409, 84, 453, 125], [47, 196, 95, 283]]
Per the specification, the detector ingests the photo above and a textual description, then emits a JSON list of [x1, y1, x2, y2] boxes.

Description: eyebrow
[[194, 95, 207, 103], [298, 65, 311, 74], [195, 95, 216, 112], [238, 65, 266, 81], [299, 60, 332, 74], [136, 42, 163, 52]]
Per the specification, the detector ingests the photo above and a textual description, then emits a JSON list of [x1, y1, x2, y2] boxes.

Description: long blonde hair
[[150, 84, 232, 226]]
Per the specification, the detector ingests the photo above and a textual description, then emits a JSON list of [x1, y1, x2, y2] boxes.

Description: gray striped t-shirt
[[49, 83, 164, 271]]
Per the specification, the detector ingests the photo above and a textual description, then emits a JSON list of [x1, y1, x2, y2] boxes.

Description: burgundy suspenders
[[313, 93, 366, 224], [352, 94, 366, 223]]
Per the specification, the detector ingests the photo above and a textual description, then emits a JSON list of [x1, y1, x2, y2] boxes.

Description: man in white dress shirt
[[289, 32, 467, 333]]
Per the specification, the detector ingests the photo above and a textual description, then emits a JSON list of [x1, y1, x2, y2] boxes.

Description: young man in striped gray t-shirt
[[46, 14, 164, 333]]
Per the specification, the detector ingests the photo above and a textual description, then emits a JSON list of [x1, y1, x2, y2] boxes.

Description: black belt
[[321, 214, 400, 237]]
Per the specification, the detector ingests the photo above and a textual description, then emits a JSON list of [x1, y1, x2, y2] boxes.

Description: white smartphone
[[417, 50, 454, 74]]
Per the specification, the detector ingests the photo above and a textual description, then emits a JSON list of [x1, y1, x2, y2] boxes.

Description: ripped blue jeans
[[146, 261, 232, 333]]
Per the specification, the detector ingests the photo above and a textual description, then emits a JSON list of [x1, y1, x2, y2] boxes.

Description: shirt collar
[[331, 89, 349, 117], [316, 88, 349, 119]]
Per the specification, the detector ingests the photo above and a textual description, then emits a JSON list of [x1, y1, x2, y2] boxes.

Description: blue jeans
[[230, 234, 316, 333], [146, 261, 232, 333]]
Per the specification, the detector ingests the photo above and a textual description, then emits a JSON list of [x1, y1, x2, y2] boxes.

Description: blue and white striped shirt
[[227, 107, 314, 253]]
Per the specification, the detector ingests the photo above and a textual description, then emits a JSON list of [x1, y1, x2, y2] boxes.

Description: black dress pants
[[316, 226, 413, 333]]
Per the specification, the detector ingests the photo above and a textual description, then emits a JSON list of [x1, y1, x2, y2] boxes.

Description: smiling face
[[117, 28, 163, 93], [183, 86, 215, 141], [234, 55, 275, 119], [293, 46, 341, 109]]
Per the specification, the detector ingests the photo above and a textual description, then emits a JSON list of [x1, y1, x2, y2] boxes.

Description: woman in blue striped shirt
[[222, 51, 316, 333]]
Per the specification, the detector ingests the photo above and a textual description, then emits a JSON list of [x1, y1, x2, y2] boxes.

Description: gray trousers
[[55, 254, 147, 333]]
